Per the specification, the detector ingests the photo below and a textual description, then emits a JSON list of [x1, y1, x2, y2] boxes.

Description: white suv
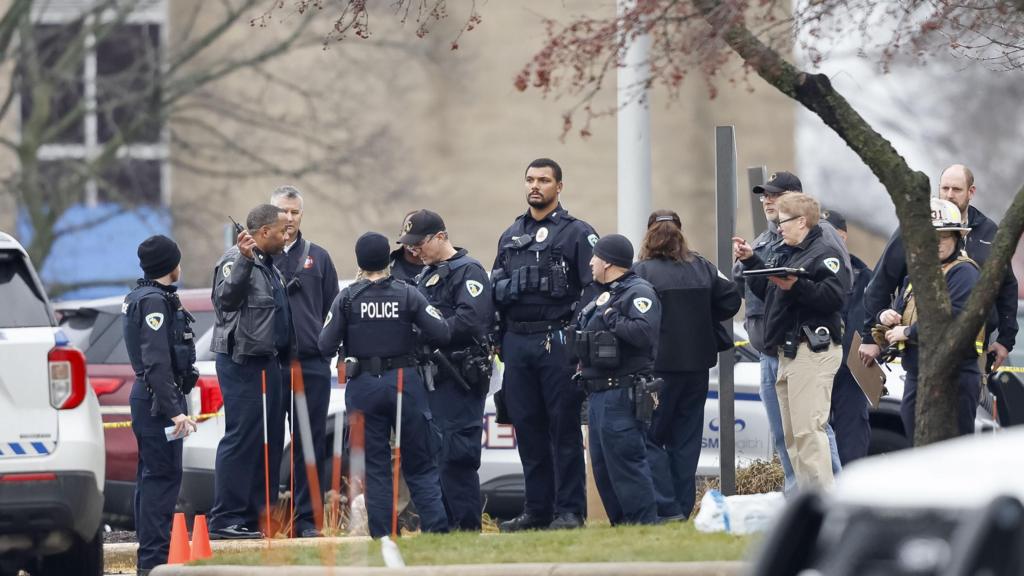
[[0, 231, 105, 576]]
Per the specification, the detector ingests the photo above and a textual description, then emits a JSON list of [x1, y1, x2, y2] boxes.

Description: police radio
[[228, 216, 245, 236]]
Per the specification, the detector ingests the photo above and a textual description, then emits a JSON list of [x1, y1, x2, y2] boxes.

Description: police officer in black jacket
[[124, 235, 198, 575], [737, 194, 848, 489], [574, 234, 661, 525], [633, 211, 741, 520], [859, 164, 1018, 369], [400, 209, 495, 531], [270, 186, 340, 538], [319, 232, 451, 539], [390, 211, 426, 283], [209, 204, 293, 540], [492, 158, 598, 532]]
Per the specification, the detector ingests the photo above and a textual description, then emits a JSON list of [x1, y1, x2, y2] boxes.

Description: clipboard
[[740, 267, 808, 278], [847, 332, 886, 408]]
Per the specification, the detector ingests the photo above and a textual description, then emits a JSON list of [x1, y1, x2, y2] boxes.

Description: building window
[[21, 2, 167, 207]]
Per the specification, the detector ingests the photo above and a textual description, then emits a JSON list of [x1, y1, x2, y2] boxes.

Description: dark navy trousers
[[210, 354, 283, 531], [283, 357, 332, 534], [901, 367, 980, 443], [588, 386, 657, 525], [830, 365, 871, 465], [646, 370, 708, 519], [130, 394, 185, 570], [345, 368, 448, 538], [428, 373, 486, 531], [501, 329, 586, 519]]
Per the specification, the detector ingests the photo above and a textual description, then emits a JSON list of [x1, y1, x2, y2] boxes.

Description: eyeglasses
[[406, 233, 437, 252], [778, 215, 802, 225]]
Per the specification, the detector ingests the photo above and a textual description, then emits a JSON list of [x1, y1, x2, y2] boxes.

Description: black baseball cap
[[752, 171, 803, 195], [822, 209, 847, 231], [397, 209, 446, 245]]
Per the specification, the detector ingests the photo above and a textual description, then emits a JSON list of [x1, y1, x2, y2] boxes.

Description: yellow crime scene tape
[[102, 412, 222, 429]]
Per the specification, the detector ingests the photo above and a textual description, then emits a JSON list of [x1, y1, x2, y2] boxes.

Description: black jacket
[[210, 246, 293, 363], [741, 225, 848, 352], [575, 272, 661, 379], [390, 247, 424, 284], [416, 249, 494, 351], [633, 255, 741, 371], [124, 281, 188, 419], [272, 232, 340, 359], [861, 205, 1018, 350]]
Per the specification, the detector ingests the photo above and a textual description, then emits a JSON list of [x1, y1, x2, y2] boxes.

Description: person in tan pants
[[735, 194, 848, 490]]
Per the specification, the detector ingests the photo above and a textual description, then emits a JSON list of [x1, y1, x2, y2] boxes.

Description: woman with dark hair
[[633, 209, 741, 520]]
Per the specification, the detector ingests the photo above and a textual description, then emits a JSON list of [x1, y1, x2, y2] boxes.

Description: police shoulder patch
[[426, 305, 443, 320], [823, 257, 840, 274], [121, 302, 129, 314], [324, 310, 333, 327], [596, 292, 611, 306], [587, 233, 599, 247], [633, 297, 652, 314], [145, 312, 165, 331], [222, 262, 233, 279], [465, 280, 483, 298]]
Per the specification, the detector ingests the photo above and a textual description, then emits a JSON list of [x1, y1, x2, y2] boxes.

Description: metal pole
[[715, 126, 737, 496], [616, 0, 651, 247], [747, 166, 768, 238]]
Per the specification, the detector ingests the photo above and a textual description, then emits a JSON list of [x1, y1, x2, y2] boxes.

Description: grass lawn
[[196, 522, 754, 567]]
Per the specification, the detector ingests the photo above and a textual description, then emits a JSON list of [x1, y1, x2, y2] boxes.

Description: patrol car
[[0, 231, 105, 576]]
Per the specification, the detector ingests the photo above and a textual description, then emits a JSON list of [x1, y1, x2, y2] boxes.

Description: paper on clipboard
[[847, 332, 886, 408]]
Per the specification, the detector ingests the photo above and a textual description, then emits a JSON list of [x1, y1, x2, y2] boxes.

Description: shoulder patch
[[145, 312, 165, 331], [324, 310, 333, 327], [426, 305, 443, 320], [596, 292, 611, 306], [823, 257, 840, 274], [717, 268, 728, 280], [633, 297, 653, 314], [465, 280, 483, 298], [222, 262, 233, 279], [587, 233, 599, 247], [121, 302, 129, 314]]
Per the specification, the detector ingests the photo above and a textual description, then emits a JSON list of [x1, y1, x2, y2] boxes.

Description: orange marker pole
[[292, 359, 324, 531], [289, 362, 296, 537], [331, 359, 345, 530], [261, 369, 271, 539], [391, 368, 404, 539]]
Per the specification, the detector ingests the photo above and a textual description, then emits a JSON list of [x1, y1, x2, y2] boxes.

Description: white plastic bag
[[693, 489, 785, 535]]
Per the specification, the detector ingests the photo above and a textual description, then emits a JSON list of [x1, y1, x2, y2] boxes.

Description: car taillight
[[90, 377, 126, 397], [48, 346, 87, 410], [197, 376, 223, 416], [0, 473, 57, 483]]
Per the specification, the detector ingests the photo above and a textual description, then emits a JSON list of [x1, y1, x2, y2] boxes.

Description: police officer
[[736, 194, 848, 489], [390, 211, 426, 283], [318, 232, 451, 539], [124, 235, 198, 575], [270, 186, 340, 538], [209, 204, 293, 540], [574, 234, 660, 525], [399, 209, 494, 531], [492, 158, 597, 532]]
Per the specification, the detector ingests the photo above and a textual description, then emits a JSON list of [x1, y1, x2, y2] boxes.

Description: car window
[[58, 310, 121, 363], [0, 251, 52, 328], [106, 310, 217, 364]]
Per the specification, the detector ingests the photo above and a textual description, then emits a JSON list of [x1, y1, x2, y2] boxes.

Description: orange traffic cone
[[167, 512, 191, 564], [190, 514, 213, 560]]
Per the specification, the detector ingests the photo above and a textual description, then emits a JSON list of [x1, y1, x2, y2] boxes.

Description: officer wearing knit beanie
[[592, 234, 634, 270], [355, 232, 391, 272], [138, 235, 182, 280]]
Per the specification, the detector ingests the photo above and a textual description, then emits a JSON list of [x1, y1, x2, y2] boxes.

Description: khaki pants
[[777, 342, 841, 489]]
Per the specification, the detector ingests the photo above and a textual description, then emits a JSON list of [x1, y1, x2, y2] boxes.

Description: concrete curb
[[152, 561, 746, 575]]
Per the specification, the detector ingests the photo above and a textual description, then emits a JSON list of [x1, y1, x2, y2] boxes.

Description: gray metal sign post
[[748, 166, 768, 238], [715, 126, 737, 496]]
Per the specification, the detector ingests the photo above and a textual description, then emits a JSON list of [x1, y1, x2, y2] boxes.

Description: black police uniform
[[124, 280, 197, 570], [830, 254, 872, 464], [209, 247, 292, 537], [390, 247, 424, 283], [633, 255, 741, 519], [573, 271, 661, 525], [318, 276, 451, 538], [273, 231, 339, 535], [492, 204, 597, 527], [416, 248, 495, 530]]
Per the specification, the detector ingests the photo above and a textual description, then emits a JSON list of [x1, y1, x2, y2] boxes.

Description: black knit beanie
[[137, 235, 181, 279], [593, 234, 634, 269], [355, 232, 391, 271]]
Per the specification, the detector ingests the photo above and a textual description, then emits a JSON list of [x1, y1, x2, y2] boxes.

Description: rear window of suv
[[0, 251, 52, 328]]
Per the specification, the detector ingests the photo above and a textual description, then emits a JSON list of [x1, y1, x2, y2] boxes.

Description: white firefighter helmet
[[930, 198, 970, 233]]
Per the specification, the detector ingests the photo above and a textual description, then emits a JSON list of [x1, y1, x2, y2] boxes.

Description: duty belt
[[355, 355, 419, 376], [506, 319, 567, 334], [583, 374, 639, 393]]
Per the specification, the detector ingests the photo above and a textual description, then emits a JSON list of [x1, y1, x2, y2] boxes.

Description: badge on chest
[[360, 301, 399, 319]]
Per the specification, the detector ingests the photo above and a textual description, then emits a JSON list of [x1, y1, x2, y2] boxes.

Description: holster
[[801, 325, 831, 353], [494, 388, 511, 425]]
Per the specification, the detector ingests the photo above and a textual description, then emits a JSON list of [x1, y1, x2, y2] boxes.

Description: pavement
[[151, 562, 746, 575]]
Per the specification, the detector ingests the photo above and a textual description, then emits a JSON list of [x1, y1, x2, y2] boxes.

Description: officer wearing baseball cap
[[319, 232, 452, 539], [401, 210, 495, 531], [124, 235, 198, 575], [573, 234, 661, 525]]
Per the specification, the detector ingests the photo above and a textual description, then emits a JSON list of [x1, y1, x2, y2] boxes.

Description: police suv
[[0, 231, 105, 576]]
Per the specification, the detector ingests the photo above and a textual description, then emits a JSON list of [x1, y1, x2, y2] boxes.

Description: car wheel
[[38, 527, 103, 576], [868, 427, 911, 456]]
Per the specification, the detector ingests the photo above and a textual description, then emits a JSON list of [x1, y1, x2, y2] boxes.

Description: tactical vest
[[574, 276, 649, 377], [343, 278, 418, 358], [418, 254, 477, 318], [124, 282, 197, 390], [494, 214, 576, 307]]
